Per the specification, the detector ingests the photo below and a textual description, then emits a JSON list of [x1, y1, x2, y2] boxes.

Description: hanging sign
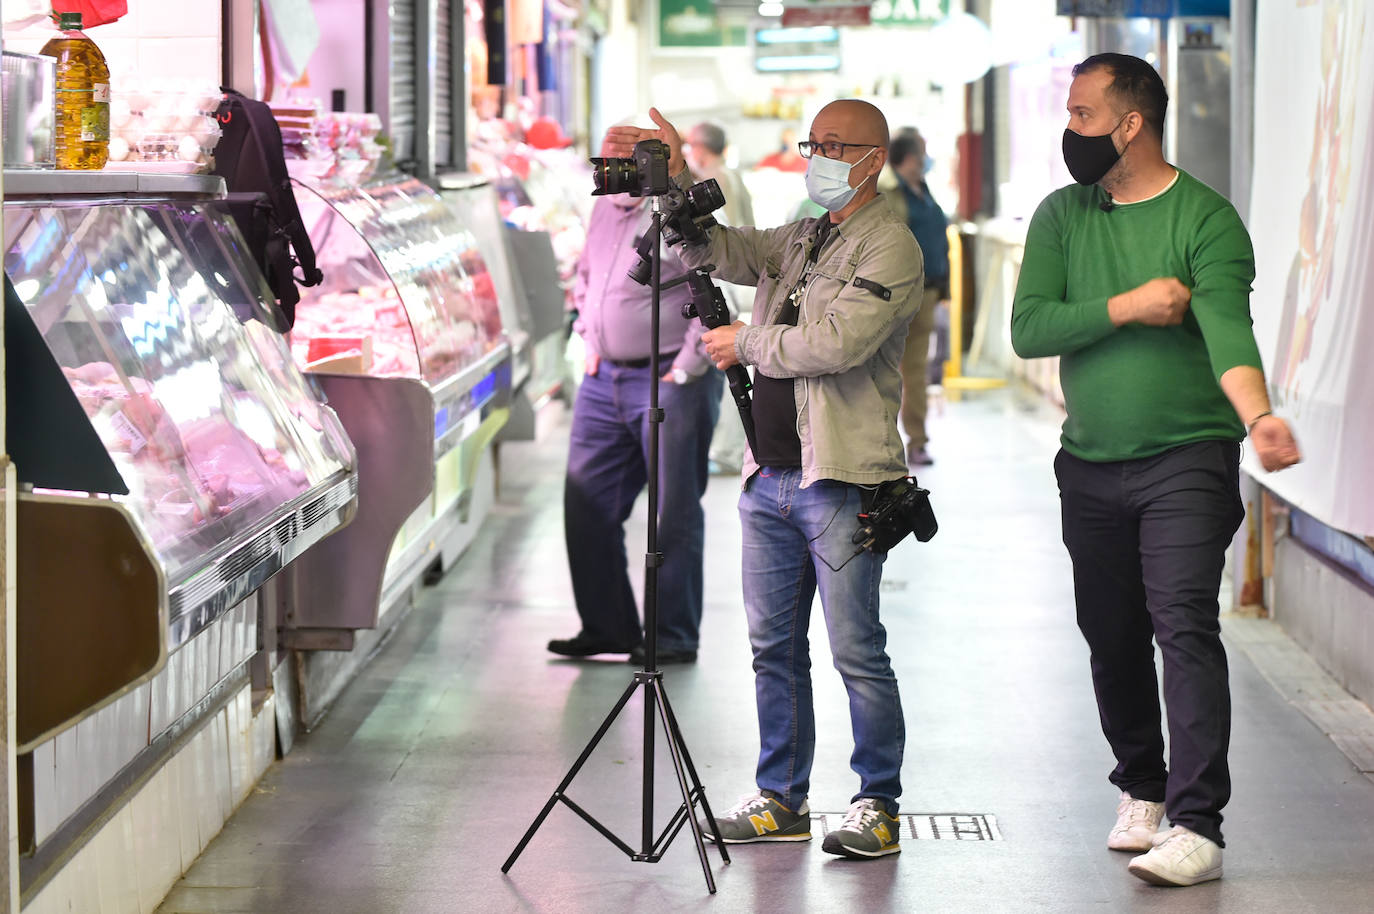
[[781, 5, 871, 27], [658, 0, 748, 48], [869, 0, 950, 26]]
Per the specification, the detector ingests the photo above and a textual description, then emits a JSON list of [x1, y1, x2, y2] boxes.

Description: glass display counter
[[280, 173, 512, 647], [3, 175, 358, 750], [439, 172, 569, 436]]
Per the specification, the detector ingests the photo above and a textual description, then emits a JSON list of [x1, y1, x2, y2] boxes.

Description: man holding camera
[[604, 100, 923, 860], [547, 131, 724, 667]]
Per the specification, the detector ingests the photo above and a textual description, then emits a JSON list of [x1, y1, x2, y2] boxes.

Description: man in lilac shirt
[[547, 132, 724, 666]]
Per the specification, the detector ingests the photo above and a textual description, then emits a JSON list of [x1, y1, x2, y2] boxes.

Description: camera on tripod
[[852, 477, 938, 553], [591, 138, 674, 197]]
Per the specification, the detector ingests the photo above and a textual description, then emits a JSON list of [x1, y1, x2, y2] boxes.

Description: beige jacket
[[674, 171, 925, 487]]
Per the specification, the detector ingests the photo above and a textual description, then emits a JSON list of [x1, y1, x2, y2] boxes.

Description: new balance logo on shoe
[[702, 793, 812, 843], [821, 797, 901, 859], [747, 811, 779, 836]]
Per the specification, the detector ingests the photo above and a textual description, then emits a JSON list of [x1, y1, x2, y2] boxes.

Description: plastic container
[[1, 51, 57, 168], [38, 12, 110, 170]]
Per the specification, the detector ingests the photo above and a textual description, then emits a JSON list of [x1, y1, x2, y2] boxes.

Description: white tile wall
[[23, 684, 276, 914], [6, 0, 224, 86], [29, 739, 57, 844], [170, 749, 201, 874], [92, 806, 139, 913], [31, 600, 261, 847], [130, 765, 183, 914], [135, 35, 221, 84]]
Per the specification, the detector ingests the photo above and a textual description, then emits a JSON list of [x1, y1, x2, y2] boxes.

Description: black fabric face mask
[[1062, 118, 1126, 185]]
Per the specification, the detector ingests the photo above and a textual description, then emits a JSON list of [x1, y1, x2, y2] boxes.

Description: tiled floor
[[157, 390, 1374, 914]]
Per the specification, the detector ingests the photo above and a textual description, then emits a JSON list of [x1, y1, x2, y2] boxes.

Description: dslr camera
[[591, 138, 673, 197], [852, 477, 938, 553]]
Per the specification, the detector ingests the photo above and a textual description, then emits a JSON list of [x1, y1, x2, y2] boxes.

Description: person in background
[[685, 121, 755, 229], [879, 126, 948, 466], [684, 120, 754, 474], [548, 131, 724, 667], [756, 127, 809, 173], [1011, 53, 1302, 887], [603, 99, 920, 861]]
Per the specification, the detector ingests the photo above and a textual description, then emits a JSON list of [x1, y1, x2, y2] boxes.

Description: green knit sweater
[[1010, 169, 1262, 462]]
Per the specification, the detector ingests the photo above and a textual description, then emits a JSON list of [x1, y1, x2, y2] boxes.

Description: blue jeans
[[564, 364, 722, 651], [739, 467, 905, 814]]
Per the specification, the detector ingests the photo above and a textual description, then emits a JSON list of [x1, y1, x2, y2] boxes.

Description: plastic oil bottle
[[40, 11, 111, 169]]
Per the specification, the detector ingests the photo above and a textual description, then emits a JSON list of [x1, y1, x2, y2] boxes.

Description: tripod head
[[625, 179, 724, 285]]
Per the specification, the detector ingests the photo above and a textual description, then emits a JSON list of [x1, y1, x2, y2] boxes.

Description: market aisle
[[157, 390, 1374, 914]]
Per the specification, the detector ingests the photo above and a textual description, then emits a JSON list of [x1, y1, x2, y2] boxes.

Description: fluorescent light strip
[[756, 26, 839, 45], [755, 55, 841, 71]]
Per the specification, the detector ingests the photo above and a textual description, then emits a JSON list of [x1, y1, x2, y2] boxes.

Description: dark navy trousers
[[1055, 440, 1245, 846], [563, 363, 722, 652]]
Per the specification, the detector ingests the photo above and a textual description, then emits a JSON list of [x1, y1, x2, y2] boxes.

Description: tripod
[[502, 200, 730, 892]]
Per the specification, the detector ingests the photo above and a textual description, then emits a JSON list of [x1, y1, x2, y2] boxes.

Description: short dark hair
[[1072, 53, 1168, 139], [888, 127, 926, 168], [690, 122, 727, 156]]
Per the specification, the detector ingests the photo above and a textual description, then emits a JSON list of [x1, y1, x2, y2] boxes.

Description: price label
[[110, 409, 148, 455]]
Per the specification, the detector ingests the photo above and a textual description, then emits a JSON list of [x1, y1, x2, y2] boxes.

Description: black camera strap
[[783, 218, 837, 319]]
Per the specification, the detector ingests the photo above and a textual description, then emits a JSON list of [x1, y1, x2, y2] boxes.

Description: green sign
[[870, 0, 951, 26], [658, 0, 748, 48]]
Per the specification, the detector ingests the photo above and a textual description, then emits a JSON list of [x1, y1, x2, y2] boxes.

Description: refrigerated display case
[[281, 173, 511, 657], [3, 172, 358, 752], [439, 172, 568, 438]]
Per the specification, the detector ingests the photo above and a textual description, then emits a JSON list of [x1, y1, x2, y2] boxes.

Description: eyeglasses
[[797, 140, 879, 160]]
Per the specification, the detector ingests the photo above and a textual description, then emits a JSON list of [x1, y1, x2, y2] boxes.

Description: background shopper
[[549, 132, 723, 666], [880, 126, 949, 466]]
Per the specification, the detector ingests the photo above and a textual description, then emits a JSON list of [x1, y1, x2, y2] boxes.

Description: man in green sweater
[[1012, 53, 1301, 887]]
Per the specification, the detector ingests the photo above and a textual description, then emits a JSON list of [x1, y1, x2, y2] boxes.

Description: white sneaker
[[1107, 791, 1165, 851], [1127, 825, 1223, 886]]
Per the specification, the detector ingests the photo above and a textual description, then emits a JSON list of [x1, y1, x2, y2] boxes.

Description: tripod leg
[[652, 685, 726, 895], [656, 682, 732, 862], [502, 677, 641, 873]]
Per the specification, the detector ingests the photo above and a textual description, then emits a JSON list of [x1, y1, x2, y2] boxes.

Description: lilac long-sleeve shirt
[[572, 195, 711, 377]]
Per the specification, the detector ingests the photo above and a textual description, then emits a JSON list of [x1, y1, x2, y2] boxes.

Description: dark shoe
[[628, 644, 698, 665], [547, 634, 636, 657]]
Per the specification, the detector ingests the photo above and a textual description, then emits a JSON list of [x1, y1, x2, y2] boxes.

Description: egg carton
[[108, 83, 222, 166]]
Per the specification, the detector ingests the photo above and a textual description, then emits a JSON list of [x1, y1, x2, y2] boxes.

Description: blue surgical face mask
[[805, 147, 877, 212]]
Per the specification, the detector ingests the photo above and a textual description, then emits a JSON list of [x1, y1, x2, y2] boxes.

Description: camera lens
[[590, 157, 639, 196]]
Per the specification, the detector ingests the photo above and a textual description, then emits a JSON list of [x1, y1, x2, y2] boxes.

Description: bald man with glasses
[[604, 100, 924, 860]]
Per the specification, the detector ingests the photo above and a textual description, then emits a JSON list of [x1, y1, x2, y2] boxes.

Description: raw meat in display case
[[5, 191, 357, 613], [289, 174, 506, 382], [4, 177, 362, 754]]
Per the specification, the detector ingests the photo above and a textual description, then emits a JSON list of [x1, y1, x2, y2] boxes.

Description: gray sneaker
[[821, 798, 902, 859], [701, 792, 811, 843]]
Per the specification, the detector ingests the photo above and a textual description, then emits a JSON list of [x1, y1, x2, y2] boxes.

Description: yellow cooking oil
[[39, 12, 111, 170]]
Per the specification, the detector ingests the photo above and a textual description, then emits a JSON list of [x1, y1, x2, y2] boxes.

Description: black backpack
[[212, 88, 322, 329]]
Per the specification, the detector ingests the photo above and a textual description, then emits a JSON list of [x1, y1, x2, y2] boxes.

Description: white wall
[[4, 2, 221, 88], [300, 0, 368, 111]]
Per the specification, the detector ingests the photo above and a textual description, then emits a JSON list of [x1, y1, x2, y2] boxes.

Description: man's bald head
[[810, 99, 890, 148]]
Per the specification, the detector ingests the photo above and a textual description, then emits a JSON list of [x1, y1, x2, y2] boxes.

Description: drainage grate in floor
[[812, 813, 1002, 841]]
